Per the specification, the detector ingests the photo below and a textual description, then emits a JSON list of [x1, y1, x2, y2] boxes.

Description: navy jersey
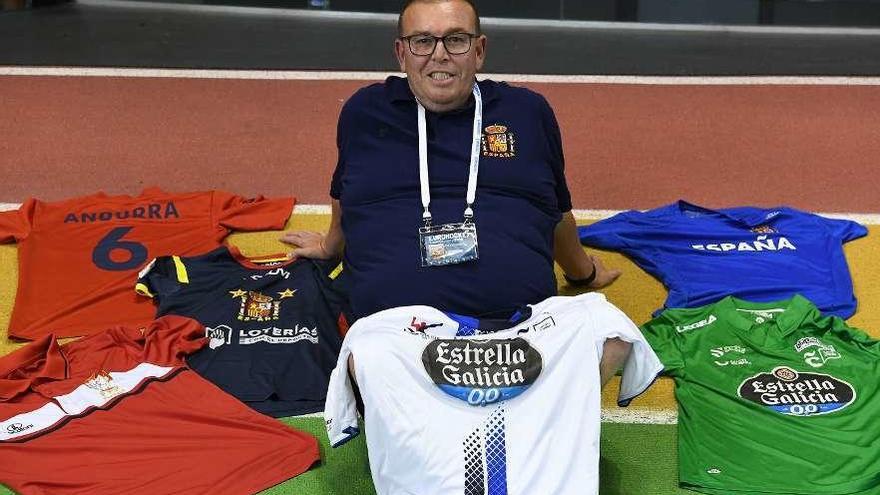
[[137, 246, 346, 417], [579, 201, 867, 318]]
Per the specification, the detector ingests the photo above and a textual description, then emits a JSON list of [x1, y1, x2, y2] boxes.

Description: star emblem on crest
[[278, 288, 297, 299], [229, 289, 248, 298]]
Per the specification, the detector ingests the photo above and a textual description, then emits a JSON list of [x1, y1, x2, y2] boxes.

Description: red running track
[[1, 75, 877, 212]]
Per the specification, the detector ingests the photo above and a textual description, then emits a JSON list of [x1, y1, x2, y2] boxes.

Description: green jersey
[[642, 295, 880, 495]]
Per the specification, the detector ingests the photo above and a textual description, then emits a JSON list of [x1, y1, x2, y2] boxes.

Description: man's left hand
[[585, 254, 621, 290]]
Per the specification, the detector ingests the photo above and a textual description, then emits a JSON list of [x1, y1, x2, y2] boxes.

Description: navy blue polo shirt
[[331, 76, 571, 319]]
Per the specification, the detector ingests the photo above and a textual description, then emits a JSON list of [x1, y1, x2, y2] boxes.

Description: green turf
[[263, 420, 692, 495], [265, 416, 880, 495], [600, 423, 691, 495], [1, 419, 692, 495], [263, 421, 694, 495], [260, 418, 375, 495]]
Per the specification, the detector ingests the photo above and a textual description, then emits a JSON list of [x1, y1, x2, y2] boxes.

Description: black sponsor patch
[[738, 366, 856, 416], [422, 338, 542, 406]]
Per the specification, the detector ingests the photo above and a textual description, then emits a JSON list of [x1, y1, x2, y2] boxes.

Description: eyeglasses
[[399, 33, 478, 56]]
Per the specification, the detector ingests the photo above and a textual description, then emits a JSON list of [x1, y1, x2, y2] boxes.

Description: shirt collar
[[386, 75, 499, 107], [0, 335, 68, 401], [671, 200, 740, 223], [444, 305, 533, 334], [672, 200, 781, 228], [719, 294, 816, 337]]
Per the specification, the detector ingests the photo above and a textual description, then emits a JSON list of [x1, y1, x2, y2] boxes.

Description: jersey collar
[[718, 294, 816, 338], [227, 245, 296, 270], [93, 187, 167, 201], [443, 306, 533, 334], [0, 335, 68, 401], [671, 200, 782, 228]]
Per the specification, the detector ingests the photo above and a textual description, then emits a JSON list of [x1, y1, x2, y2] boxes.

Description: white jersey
[[325, 293, 662, 495]]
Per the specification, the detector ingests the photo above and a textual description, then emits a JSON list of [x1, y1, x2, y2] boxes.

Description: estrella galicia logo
[[738, 366, 856, 416], [6, 423, 33, 435], [422, 338, 542, 406]]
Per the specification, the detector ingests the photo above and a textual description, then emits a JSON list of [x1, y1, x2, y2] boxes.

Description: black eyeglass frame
[[398, 33, 479, 56]]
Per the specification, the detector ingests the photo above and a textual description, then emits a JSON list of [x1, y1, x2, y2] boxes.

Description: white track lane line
[[3, 67, 880, 86]]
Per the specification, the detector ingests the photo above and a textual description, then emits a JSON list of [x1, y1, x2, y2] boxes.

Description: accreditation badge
[[419, 222, 479, 267]]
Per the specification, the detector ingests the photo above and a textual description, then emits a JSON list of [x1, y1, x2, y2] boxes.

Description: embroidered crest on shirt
[[85, 370, 124, 400], [481, 124, 516, 158], [230, 289, 282, 321], [794, 337, 841, 368], [750, 224, 777, 234]]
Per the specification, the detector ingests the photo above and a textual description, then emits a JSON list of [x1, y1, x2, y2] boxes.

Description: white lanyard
[[417, 83, 483, 226]]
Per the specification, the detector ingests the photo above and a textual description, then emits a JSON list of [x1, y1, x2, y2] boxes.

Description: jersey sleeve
[[586, 297, 663, 406], [135, 256, 190, 302], [639, 315, 686, 378], [0, 199, 35, 243], [828, 319, 880, 357], [329, 96, 355, 200], [329, 267, 354, 335], [316, 260, 351, 337], [537, 94, 572, 213], [139, 315, 208, 366], [577, 211, 638, 251], [816, 215, 868, 243], [325, 329, 361, 448], [212, 191, 295, 232]]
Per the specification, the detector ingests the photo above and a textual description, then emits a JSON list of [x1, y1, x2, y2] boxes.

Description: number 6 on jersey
[[92, 226, 148, 271]]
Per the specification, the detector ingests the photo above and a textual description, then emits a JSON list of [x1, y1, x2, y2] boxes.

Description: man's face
[[395, 0, 486, 113]]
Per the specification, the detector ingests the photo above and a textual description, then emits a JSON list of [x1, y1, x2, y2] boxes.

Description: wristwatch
[[563, 264, 597, 287]]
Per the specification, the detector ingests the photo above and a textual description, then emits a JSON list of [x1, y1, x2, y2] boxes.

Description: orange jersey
[[0, 188, 294, 340], [0, 316, 319, 494]]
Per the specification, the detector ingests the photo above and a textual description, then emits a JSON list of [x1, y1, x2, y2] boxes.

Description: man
[[291, 11, 635, 477], [282, 0, 620, 321]]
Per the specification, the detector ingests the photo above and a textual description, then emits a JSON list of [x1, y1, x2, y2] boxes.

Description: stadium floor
[[1, 69, 878, 494]]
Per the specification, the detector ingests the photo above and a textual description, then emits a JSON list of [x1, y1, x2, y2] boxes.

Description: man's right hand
[[280, 231, 336, 260]]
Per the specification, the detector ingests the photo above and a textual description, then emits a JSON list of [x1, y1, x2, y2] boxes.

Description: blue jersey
[[578, 201, 867, 319], [137, 246, 346, 417]]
